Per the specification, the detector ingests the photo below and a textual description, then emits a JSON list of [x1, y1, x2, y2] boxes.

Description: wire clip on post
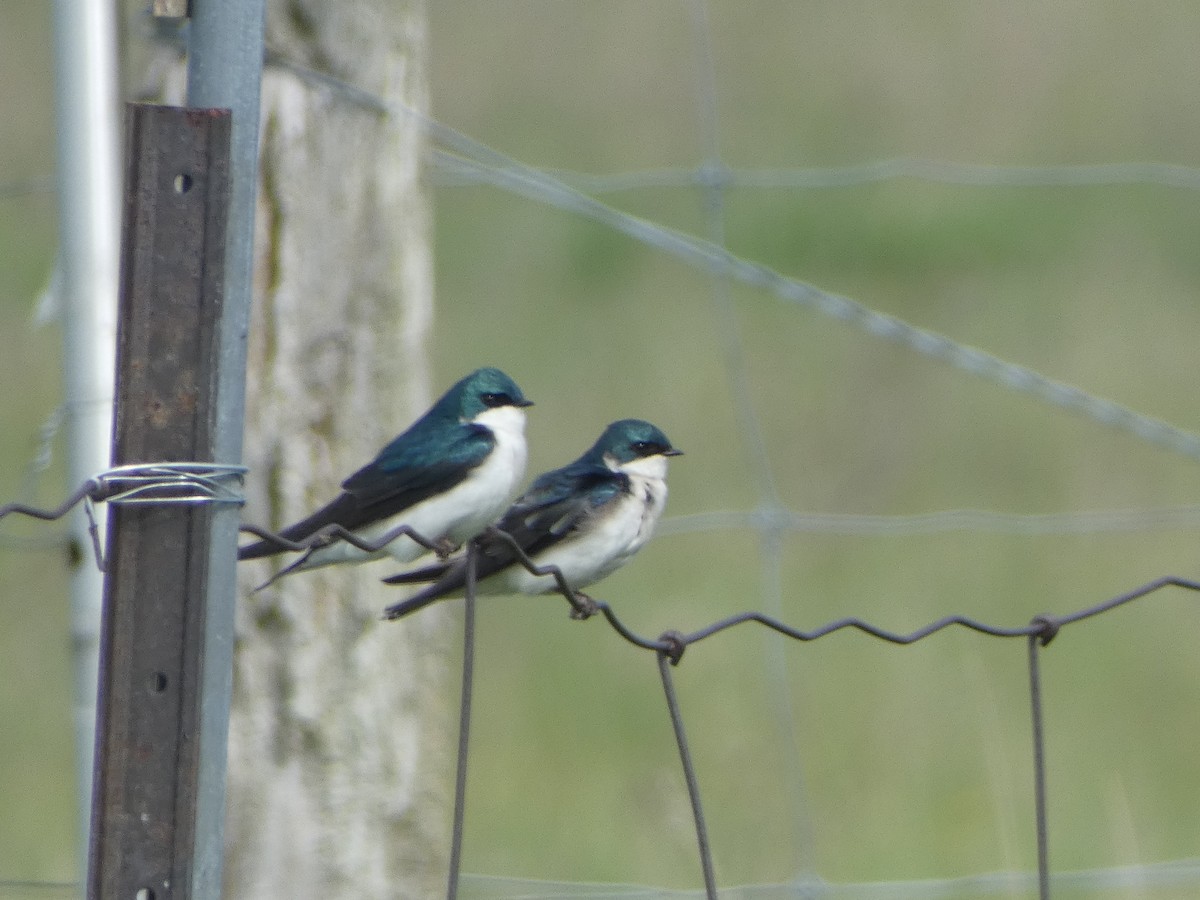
[[0, 462, 247, 571]]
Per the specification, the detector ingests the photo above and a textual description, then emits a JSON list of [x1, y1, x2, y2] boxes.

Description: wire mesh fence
[[4, 481, 1200, 898], [5, 1, 1200, 897]]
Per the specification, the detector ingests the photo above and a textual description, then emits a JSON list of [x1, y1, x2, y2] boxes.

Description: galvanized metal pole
[[50, 0, 120, 872], [182, 2, 266, 896]]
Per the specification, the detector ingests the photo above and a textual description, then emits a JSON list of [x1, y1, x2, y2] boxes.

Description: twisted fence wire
[[401, 519, 1200, 900], [0, 470, 466, 577], [7, 474, 1200, 897]]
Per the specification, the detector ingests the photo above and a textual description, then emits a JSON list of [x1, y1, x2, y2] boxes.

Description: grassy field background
[[4, 1, 1200, 894]]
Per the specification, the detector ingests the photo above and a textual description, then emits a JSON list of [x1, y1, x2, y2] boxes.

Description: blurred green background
[[4, 1, 1200, 895]]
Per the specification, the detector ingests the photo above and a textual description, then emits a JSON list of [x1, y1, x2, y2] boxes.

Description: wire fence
[[254, 28, 1200, 895], [6, 4, 1200, 898], [4, 207, 1198, 896], [3, 479, 1200, 899], [257, 52, 1200, 468]]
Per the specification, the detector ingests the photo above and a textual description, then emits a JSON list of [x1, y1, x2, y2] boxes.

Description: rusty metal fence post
[[87, 103, 232, 900]]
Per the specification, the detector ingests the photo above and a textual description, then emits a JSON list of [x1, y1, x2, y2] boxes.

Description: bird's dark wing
[[237, 424, 494, 560], [381, 464, 628, 619]]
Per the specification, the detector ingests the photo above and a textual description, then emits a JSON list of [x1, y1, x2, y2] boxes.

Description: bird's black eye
[[631, 440, 658, 456], [480, 392, 510, 408]]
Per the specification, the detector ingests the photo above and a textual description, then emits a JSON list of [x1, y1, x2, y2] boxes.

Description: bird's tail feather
[[238, 539, 278, 561], [381, 586, 443, 620], [381, 562, 448, 585]]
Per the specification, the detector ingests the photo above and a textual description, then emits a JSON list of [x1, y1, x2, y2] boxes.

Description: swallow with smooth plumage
[[237, 367, 533, 585]]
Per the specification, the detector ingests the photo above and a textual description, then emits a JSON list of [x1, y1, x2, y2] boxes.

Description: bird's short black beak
[[516, 398, 535, 408], [663, 447, 684, 457]]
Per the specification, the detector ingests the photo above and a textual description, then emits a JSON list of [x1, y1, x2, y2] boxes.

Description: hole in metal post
[[135, 889, 155, 900], [173, 173, 192, 194], [150, 672, 168, 693]]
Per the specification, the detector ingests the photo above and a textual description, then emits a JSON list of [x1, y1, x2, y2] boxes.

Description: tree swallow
[[380, 418, 682, 620], [238, 367, 533, 584]]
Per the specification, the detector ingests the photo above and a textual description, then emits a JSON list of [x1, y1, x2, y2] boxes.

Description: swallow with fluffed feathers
[[381, 418, 681, 620]]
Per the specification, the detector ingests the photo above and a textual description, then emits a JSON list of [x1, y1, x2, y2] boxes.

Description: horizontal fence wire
[[455, 856, 1200, 898], [11, 478, 1200, 549], [14, 157, 1200, 202], [659, 506, 1200, 537], [10, 856, 1200, 900], [9, 481, 1192, 654], [17, 157, 1200, 202], [10, 854, 1200, 900]]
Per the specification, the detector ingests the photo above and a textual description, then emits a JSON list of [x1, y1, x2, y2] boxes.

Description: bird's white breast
[[442, 404, 529, 541], [507, 465, 668, 595], [339, 405, 528, 565]]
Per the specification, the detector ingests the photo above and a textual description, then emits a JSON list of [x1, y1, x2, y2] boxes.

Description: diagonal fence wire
[[422, 141, 1200, 464], [432, 159, 1200, 194], [246, 49, 1200, 467]]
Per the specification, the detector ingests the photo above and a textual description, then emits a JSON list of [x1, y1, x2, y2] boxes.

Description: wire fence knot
[[1029, 614, 1061, 646], [657, 630, 688, 666]]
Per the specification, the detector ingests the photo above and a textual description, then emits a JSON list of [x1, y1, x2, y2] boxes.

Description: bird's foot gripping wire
[[567, 592, 599, 621]]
